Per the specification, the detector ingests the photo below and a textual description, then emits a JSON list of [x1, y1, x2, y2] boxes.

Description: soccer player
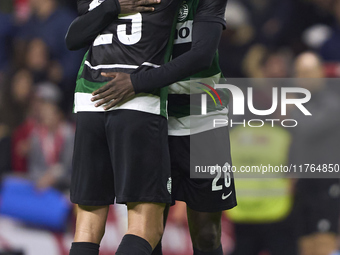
[[84, 1, 237, 255], [66, 1, 181, 255]]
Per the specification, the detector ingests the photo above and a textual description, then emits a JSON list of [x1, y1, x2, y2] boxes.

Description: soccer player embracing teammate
[[66, 0, 235, 254]]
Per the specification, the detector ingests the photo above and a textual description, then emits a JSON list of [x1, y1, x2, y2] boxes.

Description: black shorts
[[71, 110, 172, 206], [169, 127, 237, 212]]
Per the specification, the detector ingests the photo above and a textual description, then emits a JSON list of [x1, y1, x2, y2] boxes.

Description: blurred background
[[0, 0, 340, 254]]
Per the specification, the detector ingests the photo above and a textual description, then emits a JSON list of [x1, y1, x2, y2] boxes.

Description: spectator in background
[[243, 47, 292, 79], [0, 0, 14, 179], [0, 69, 33, 132], [239, 0, 294, 47], [219, 0, 254, 78], [25, 38, 63, 84], [239, 48, 292, 120], [28, 83, 74, 191], [226, 47, 297, 255], [290, 52, 340, 255], [0, 69, 35, 173], [16, 0, 83, 111]]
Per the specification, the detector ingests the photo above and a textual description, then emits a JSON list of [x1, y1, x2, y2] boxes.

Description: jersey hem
[[74, 92, 167, 117]]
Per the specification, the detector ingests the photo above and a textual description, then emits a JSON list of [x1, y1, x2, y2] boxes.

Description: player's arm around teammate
[[91, 15, 224, 109]]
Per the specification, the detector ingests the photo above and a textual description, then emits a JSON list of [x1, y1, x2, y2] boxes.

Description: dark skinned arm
[[91, 21, 223, 109]]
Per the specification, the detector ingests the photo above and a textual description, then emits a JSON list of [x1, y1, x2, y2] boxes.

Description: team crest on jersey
[[178, 2, 189, 22], [167, 177, 172, 194]]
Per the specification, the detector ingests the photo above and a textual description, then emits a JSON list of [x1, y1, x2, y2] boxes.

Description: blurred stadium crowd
[[0, 0, 340, 254]]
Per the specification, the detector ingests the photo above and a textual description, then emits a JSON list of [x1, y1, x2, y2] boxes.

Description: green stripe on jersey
[[168, 0, 230, 135]]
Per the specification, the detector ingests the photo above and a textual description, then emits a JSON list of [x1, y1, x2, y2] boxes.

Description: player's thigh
[[169, 127, 237, 212], [74, 204, 110, 244], [105, 110, 172, 204], [71, 112, 115, 206]]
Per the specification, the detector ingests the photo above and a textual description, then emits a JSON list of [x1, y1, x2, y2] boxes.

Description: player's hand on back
[[120, 0, 161, 13], [92, 72, 136, 110]]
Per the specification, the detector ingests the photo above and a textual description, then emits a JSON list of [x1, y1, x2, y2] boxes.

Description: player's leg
[[187, 208, 223, 254], [168, 127, 237, 255], [73, 205, 109, 243], [70, 205, 109, 255], [151, 133, 190, 255], [107, 110, 172, 255], [70, 112, 115, 255], [116, 202, 166, 254], [151, 203, 170, 255], [126, 202, 165, 247]]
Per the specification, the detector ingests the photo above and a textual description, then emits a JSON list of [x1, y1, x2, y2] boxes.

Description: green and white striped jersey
[[168, 0, 229, 136], [74, 0, 180, 117]]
